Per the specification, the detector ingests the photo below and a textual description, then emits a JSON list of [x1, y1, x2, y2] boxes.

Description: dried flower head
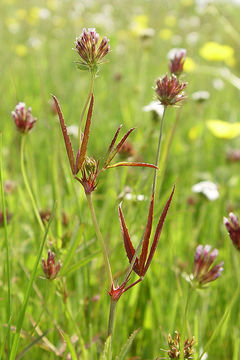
[[155, 75, 187, 106], [42, 250, 61, 280], [161, 331, 195, 359], [191, 245, 223, 287], [168, 48, 186, 77], [75, 28, 110, 71], [224, 212, 240, 250], [11, 102, 37, 133]]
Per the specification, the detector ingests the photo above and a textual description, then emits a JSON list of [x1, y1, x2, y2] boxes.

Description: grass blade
[[9, 202, 56, 360], [0, 133, 11, 353], [115, 329, 140, 360], [61, 251, 101, 277]]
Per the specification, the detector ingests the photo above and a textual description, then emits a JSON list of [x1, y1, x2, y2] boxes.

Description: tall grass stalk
[[20, 136, 45, 232], [0, 133, 11, 353], [9, 202, 55, 360], [86, 193, 113, 286]]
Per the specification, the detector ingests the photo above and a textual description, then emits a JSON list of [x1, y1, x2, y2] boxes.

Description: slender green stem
[[108, 299, 117, 337], [199, 282, 240, 360], [0, 133, 11, 353], [9, 203, 55, 360], [20, 136, 45, 232], [152, 105, 166, 195], [107, 299, 117, 359], [78, 71, 96, 149], [86, 193, 113, 287], [180, 285, 193, 360]]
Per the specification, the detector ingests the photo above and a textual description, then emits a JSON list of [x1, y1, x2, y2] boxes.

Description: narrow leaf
[[62, 333, 78, 360], [103, 124, 123, 165], [76, 94, 94, 172], [118, 203, 140, 275], [144, 186, 175, 275], [106, 162, 158, 169], [100, 336, 111, 360], [10, 203, 56, 360], [16, 331, 50, 360], [105, 128, 135, 167], [115, 329, 140, 360], [52, 95, 76, 174], [139, 193, 154, 275]]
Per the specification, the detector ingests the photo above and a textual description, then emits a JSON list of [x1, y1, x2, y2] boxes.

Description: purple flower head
[[11, 102, 37, 133], [42, 250, 61, 280], [224, 212, 240, 251], [168, 48, 186, 77], [192, 245, 223, 287], [75, 28, 110, 71], [155, 75, 187, 107]]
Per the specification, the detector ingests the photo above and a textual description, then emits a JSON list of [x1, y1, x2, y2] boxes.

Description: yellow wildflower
[[199, 42, 235, 67]]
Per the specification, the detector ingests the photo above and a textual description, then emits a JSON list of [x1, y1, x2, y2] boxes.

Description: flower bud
[[224, 212, 240, 250], [42, 250, 61, 280]]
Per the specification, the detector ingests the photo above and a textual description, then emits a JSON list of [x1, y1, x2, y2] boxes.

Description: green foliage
[[1, 0, 240, 359]]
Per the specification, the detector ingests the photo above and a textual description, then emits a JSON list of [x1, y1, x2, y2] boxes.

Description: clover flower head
[[168, 48, 186, 77], [42, 250, 61, 280], [191, 245, 223, 287], [224, 212, 240, 251], [75, 28, 110, 71], [11, 102, 37, 133], [155, 75, 187, 106]]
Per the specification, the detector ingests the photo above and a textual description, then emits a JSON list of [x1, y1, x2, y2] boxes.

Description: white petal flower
[[143, 101, 164, 117], [192, 181, 219, 201], [67, 125, 78, 138]]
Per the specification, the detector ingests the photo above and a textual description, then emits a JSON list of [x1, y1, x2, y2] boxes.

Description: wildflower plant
[[224, 212, 240, 250], [42, 250, 61, 280], [190, 245, 224, 288], [159, 331, 195, 359]]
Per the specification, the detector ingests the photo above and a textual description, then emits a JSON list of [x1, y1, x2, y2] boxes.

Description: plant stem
[[180, 285, 193, 360], [20, 136, 45, 232], [0, 133, 11, 353], [107, 299, 117, 337], [107, 299, 117, 359], [78, 71, 96, 149], [152, 105, 166, 195], [86, 193, 113, 287]]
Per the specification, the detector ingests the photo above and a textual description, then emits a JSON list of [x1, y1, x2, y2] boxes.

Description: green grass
[[1, 0, 240, 358]]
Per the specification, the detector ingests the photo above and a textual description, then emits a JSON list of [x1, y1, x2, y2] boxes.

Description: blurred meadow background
[[1, 0, 240, 359]]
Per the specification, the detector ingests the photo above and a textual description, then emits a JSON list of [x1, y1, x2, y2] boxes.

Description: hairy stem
[[78, 71, 95, 149], [20, 136, 45, 232], [86, 193, 113, 287]]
